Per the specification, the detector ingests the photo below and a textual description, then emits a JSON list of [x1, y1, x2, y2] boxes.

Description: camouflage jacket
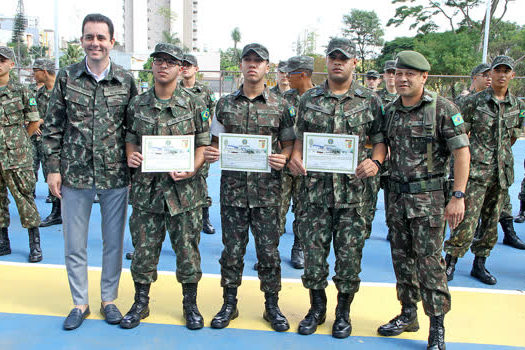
[[43, 58, 138, 189], [180, 80, 216, 119], [269, 84, 284, 97], [457, 87, 524, 188], [384, 89, 469, 184], [295, 80, 384, 208], [212, 85, 296, 207], [35, 85, 51, 120], [126, 87, 211, 215], [0, 82, 40, 170], [376, 89, 397, 105]]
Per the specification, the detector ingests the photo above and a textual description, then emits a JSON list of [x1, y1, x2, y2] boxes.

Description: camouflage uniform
[[212, 86, 295, 293], [384, 89, 469, 316], [0, 82, 41, 228], [34, 86, 51, 183], [444, 87, 524, 258], [269, 84, 284, 96], [295, 80, 384, 295], [126, 87, 211, 284]]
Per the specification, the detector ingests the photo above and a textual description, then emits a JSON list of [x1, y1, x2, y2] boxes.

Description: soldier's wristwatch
[[452, 191, 466, 199], [372, 159, 382, 171]]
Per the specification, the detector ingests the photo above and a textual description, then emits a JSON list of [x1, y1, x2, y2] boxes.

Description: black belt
[[389, 177, 445, 194]]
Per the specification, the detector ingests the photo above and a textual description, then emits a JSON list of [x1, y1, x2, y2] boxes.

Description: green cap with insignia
[[150, 43, 184, 61], [182, 53, 198, 66], [326, 37, 356, 58], [366, 70, 380, 79], [33, 58, 55, 71], [284, 55, 314, 73], [490, 55, 514, 70], [470, 63, 490, 77], [0, 46, 16, 62], [383, 60, 396, 72], [277, 61, 287, 72], [395, 50, 431, 72], [241, 43, 269, 60]]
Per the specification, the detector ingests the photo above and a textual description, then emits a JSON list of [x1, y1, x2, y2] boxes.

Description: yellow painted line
[[0, 263, 524, 347]]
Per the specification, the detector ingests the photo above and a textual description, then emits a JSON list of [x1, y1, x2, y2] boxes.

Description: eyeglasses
[[153, 57, 180, 67]]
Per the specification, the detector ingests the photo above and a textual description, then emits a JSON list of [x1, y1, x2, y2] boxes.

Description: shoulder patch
[[520, 110, 525, 118], [381, 105, 385, 116], [201, 108, 210, 122], [451, 113, 464, 126], [289, 106, 296, 118], [29, 97, 37, 106]]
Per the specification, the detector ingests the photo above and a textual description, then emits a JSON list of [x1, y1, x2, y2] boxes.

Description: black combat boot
[[45, 190, 53, 203], [427, 315, 446, 350], [290, 234, 304, 269], [332, 292, 353, 339], [298, 289, 327, 335], [470, 256, 497, 285], [377, 303, 419, 336], [500, 218, 525, 249], [28, 227, 42, 263], [39, 199, 62, 227], [120, 283, 150, 329], [444, 254, 458, 282], [211, 287, 239, 329], [263, 292, 289, 332], [182, 283, 204, 330], [0, 227, 11, 256], [202, 207, 215, 234], [514, 200, 525, 223]]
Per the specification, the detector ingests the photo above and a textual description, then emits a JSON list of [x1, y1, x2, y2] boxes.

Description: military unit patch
[[520, 110, 525, 118], [201, 109, 210, 121], [289, 106, 296, 117], [451, 113, 464, 126], [29, 97, 37, 106]]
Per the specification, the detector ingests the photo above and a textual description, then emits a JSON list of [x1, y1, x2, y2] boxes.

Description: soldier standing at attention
[[120, 43, 210, 330], [43, 14, 138, 330], [288, 38, 386, 339], [204, 43, 294, 332], [0, 46, 43, 263], [365, 70, 382, 91], [444, 56, 525, 284], [32, 58, 61, 227], [270, 61, 290, 96], [377, 51, 470, 350]]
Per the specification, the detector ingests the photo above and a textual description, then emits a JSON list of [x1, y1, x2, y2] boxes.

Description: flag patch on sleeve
[[451, 113, 464, 126]]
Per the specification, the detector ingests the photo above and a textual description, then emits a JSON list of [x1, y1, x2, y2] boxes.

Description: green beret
[[395, 51, 431, 72]]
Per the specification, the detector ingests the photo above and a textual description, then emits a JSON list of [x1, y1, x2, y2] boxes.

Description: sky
[[2, 0, 525, 62]]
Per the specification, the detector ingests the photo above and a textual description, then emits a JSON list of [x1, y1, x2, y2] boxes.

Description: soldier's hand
[[356, 159, 379, 178], [269, 153, 287, 171], [445, 197, 465, 230], [47, 173, 62, 199], [288, 156, 306, 176], [169, 171, 195, 181], [35, 128, 42, 136], [127, 152, 143, 168], [203, 146, 220, 163]]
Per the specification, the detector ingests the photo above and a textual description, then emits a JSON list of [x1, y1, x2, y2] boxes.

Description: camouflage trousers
[[519, 174, 525, 201], [388, 191, 450, 316], [0, 167, 40, 228], [201, 163, 212, 208], [364, 175, 381, 237], [297, 204, 367, 295], [31, 135, 44, 182], [219, 205, 281, 293], [129, 207, 202, 285], [499, 189, 512, 220], [279, 171, 302, 235], [444, 173, 504, 258]]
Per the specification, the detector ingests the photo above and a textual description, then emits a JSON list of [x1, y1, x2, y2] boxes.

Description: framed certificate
[[219, 133, 272, 173], [141, 135, 194, 172], [303, 132, 359, 174]]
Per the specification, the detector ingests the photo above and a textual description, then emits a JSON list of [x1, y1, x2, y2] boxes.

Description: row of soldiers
[[0, 12, 524, 350]]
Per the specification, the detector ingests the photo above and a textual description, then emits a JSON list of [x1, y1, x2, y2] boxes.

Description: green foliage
[[11, 0, 27, 45], [376, 36, 416, 70], [138, 57, 153, 86], [294, 29, 318, 56], [231, 27, 241, 50], [59, 42, 83, 68], [220, 47, 241, 71]]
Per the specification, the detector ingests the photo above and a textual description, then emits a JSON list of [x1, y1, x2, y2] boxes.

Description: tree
[[59, 42, 84, 67], [293, 29, 318, 56], [376, 36, 415, 70], [138, 57, 153, 87], [387, 0, 516, 34], [220, 48, 241, 71], [342, 9, 384, 76], [231, 27, 241, 50], [11, 0, 27, 45]]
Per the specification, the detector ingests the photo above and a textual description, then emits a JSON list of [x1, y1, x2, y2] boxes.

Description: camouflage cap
[[366, 70, 381, 79], [183, 53, 198, 66], [241, 43, 269, 60], [284, 56, 314, 73], [395, 50, 431, 72], [470, 63, 490, 77], [491, 55, 514, 70], [150, 43, 183, 61], [383, 60, 396, 72], [277, 61, 287, 72], [326, 38, 356, 58], [33, 58, 55, 71], [0, 46, 15, 61]]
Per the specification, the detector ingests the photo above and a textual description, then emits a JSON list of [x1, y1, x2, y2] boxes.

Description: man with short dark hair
[[204, 43, 294, 332], [43, 13, 138, 330], [458, 63, 491, 99], [270, 61, 290, 96], [365, 70, 381, 91]]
